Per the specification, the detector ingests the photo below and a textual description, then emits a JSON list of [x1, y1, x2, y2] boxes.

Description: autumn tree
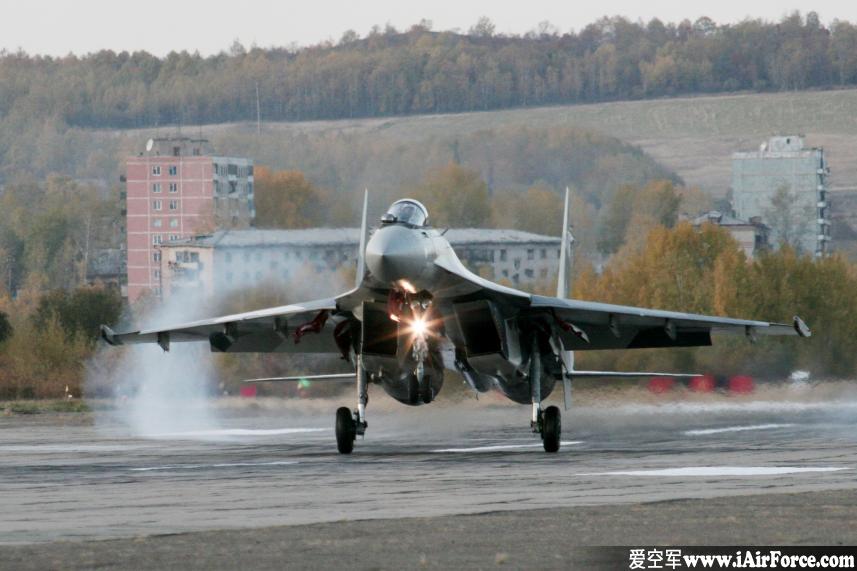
[[576, 222, 857, 378], [492, 183, 562, 235], [253, 167, 348, 228], [409, 163, 491, 227], [598, 180, 683, 254]]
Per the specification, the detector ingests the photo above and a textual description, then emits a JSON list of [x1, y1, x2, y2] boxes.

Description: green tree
[[32, 287, 122, 344], [0, 311, 11, 344]]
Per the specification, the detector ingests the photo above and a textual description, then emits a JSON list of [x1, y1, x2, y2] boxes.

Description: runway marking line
[[431, 441, 583, 453], [683, 423, 795, 436], [580, 466, 849, 477], [148, 428, 327, 438], [130, 460, 298, 472]]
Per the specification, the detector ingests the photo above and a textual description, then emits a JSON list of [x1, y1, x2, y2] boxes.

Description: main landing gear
[[530, 337, 562, 453], [336, 355, 368, 454]]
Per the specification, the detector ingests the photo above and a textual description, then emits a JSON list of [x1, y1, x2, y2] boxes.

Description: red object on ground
[[689, 374, 716, 393], [239, 385, 258, 398], [648, 377, 675, 394], [728, 375, 755, 394]]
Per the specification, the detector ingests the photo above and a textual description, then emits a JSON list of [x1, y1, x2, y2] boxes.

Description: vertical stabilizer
[[556, 187, 573, 299], [557, 187, 575, 409], [355, 189, 369, 289]]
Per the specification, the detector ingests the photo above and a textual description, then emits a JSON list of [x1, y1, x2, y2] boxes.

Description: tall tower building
[[124, 137, 255, 301], [732, 136, 830, 257]]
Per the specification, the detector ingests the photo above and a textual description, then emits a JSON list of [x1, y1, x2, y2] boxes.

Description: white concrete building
[[157, 228, 562, 300]]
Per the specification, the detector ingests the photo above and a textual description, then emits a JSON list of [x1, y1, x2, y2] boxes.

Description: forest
[[1, 12, 854, 132]]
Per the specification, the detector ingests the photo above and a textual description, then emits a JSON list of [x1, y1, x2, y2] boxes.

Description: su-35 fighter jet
[[102, 191, 811, 453]]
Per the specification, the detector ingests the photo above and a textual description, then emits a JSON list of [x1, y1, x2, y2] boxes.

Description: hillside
[[217, 88, 857, 197]]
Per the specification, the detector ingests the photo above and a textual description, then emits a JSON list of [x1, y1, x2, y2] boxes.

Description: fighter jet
[[102, 191, 811, 453]]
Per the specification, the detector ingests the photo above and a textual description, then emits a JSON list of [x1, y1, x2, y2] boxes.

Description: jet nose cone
[[366, 225, 428, 284]]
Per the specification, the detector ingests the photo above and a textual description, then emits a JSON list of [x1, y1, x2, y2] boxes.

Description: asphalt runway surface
[[3, 388, 857, 568]]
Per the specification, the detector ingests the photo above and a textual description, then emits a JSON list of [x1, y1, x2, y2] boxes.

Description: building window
[[153, 287, 161, 297], [282, 269, 290, 280], [153, 235, 162, 245], [169, 182, 178, 193], [152, 166, 161, 176], [152, 200, 162, 211], [255, 251, 262, 262], [243, 251, 251, 262], [154, 269, 161, 279], [225, 252, 232, 263], [168, 165, 178, 176], [282, 251, 289, 260], [169, 200, 178, 210], [527, 249, 535, 260], [152, 183, 161, 193], [153, 218, 162, 228], [540, 268, 548, 278], [169, 234, 179, 242], [270, 260, 279, 270], [525, 269, 534, 279], [172, 147, 180, 157], [540, 248, 546, 259], [153, 252, 161, 262], [499, 249, 507, 262], [170, 218, 179, 228]]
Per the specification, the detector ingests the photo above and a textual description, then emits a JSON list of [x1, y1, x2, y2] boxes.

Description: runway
[[3, 389, 857, 549]]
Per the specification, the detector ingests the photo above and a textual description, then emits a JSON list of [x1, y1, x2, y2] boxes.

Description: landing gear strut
[[529, 336, 562, 453], [335, 355, 368, 454]]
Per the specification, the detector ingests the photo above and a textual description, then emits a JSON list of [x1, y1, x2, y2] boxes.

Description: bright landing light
[[410, 317, 428, 337]]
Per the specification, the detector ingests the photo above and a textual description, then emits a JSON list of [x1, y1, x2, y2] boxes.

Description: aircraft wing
[[100, 297, 350, 354], [529, 295, 810, 351], [432, 253, 809, 351]]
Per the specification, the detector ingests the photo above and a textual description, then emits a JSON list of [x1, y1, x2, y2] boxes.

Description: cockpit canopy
[[381, 199, 429, 227]]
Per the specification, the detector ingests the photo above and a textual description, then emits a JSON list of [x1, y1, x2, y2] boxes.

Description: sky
[[2, 0, 857, 57]]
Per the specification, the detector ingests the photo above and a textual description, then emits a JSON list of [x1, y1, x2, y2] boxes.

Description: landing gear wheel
[[542, 406, 561, 453], [335, 407, 356, 454]]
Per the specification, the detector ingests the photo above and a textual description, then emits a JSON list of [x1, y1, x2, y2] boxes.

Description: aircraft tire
[[542, 406, 561, 453], [335, 407, 356, 454]]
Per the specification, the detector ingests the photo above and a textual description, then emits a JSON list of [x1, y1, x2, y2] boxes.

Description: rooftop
[[691, 211, 766, 228], [160, 228, 561, 249]]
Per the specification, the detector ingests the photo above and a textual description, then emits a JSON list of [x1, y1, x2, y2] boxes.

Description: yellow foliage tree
[[408, 163, 491, 227]]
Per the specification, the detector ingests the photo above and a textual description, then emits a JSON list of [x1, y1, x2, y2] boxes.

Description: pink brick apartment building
[[124, 137, 255, 301]]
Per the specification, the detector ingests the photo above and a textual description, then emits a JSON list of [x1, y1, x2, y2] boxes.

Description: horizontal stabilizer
[[568, 371, 700, 379], [242, 373, 356, 383]]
